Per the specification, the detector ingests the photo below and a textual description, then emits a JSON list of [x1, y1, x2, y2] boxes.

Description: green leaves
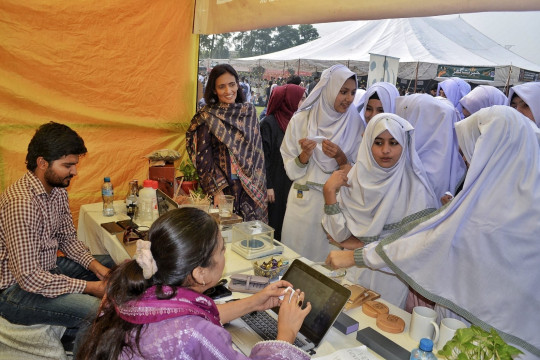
[[438, 326, 523, 360]]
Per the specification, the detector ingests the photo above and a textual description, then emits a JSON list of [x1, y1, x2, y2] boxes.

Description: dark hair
[[203, 64, 245, 104], [369, 92, 380, 101], [286, 75, 302, 85], [77, 208, 219, 360], [26, 122, 87, 171]]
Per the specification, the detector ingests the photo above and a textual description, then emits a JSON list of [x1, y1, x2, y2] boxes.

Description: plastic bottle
[[102, 177, 115, 217], [138, 180, 157, 225], [151, 180, 159, 220], [410, 338, 437, 360]]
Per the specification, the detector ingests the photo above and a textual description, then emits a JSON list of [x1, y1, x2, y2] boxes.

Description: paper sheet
[[315, 345, 379, 360]]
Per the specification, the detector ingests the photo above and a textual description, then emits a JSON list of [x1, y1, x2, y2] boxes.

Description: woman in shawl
[[280, 64, 364, 262], [322, 113, 438, 308], [459, 85, 507, 118], [358, 82, 400, 124], [260, 84, 306, 241], [396, 94, 467, 202], [327, 106, 540, 359], [186, 64, 267, 222], [78, 208, 311, 360], [508, 82, 540, 126]]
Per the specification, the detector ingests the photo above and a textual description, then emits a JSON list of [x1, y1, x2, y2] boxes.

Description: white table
[[225, 265, 424, 359], [78, 201, 301, 276]]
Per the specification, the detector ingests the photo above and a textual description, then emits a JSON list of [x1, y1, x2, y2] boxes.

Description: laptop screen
[[274, 259, 351, 347]]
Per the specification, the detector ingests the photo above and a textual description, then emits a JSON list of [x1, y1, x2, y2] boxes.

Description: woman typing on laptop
[[78, 207, 311, 360]]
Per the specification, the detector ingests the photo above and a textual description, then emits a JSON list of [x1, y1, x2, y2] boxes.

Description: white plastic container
[[138, 180, 157, 226]]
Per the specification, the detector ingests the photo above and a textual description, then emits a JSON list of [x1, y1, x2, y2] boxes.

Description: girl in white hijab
[[459, 85, 507, 117], [322, 113, 437, 307], [508, 82, 540, 127], [358, 82, 400, 124], [327, 106, 540, 359], [280, 64, 364, 262], [437, 78, 469, 119], [396, 94, 467, 202]]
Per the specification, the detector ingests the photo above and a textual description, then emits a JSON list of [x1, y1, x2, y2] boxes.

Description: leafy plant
[[438, 325, 522, 360], [178, 159, 198, 182]]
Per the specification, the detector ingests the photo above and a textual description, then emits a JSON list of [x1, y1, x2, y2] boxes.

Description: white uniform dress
[[322, 113, 438, 308], [359, 106, 540, 359], [280, 65, 364, 262]]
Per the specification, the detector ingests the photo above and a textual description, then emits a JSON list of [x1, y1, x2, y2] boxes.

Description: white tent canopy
[[228, 16, 540, 86]]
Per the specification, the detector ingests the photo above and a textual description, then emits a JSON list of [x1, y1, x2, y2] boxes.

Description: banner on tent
[[437, 65, 495, 81], [519, 69, 539, 82], [368, 54, 399, 87]]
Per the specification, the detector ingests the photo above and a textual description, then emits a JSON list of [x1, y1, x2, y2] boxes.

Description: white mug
[[436, 318, 467, 351], [409, 306, 439, 343]]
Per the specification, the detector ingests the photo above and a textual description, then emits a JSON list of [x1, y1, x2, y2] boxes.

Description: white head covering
[[451, 77, 471, 99], [396, 94, 467, 199], [298, 64, 364, 172], [507, 82, 540, 127], [459, 85, 507, 116], [374, 106, 540, 356], [337, 113, 438, 242], [437, 79, 461, 107], [358, 82, 400, 123]]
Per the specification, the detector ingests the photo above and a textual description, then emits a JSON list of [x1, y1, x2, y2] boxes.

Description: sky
[[313, 11, 540, 66]]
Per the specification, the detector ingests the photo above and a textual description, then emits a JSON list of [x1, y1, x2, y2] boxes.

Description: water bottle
[[138, 180, 156, 226], [102, 177, 115, 216], [150, 180, 159, 220], [410, 338, 437, 360]]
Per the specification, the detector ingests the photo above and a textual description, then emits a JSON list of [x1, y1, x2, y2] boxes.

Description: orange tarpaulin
[[0, 0, 198, 224], [193, 0, 540, 34]]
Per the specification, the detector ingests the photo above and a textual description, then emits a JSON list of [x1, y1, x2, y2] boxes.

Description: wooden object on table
[[344, 284, 381, 311], [376, 314, 405, 334], [362, 300, 389, 318]]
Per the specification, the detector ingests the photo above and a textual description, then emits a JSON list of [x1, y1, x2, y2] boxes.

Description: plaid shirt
[[0, 172, 94, 297]]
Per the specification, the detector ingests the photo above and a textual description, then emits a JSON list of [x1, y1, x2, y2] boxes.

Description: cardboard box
[[149, 163, 177, 198]]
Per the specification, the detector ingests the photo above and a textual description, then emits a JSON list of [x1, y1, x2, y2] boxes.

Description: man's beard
[[44, 167, 73, 188]]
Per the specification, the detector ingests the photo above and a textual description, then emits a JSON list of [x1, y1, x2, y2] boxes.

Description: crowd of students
[[1, 63, 538, 359]]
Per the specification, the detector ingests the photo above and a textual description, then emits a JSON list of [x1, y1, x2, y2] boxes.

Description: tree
[[271, 26, 300, 52], [298, 24, 319, 43], [199, 33, 231, 58]]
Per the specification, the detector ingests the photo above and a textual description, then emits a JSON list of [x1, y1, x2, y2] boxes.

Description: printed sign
[[437, 65, 495, 81]]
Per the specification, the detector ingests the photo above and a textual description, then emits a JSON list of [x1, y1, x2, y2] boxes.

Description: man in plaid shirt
[[0, 122, 114, 355]]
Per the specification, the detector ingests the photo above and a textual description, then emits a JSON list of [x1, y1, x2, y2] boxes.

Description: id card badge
[[297, 189, 303, 199]]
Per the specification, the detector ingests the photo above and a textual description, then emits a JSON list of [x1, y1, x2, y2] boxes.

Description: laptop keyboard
[[240, 311, 307, 348]]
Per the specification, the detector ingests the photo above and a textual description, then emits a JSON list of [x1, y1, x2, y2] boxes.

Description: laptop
[[227, 259, 351, 355], [156, 188, 179, 216]]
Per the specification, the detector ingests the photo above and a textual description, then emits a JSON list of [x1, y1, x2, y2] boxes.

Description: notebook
[[227, 259, 351, 355], [156, 188, 179, 216]]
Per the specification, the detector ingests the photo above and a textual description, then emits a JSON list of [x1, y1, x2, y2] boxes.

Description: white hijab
[[459, 85, 507, 116], [396, 94, 467, 199], [507, 82, 540, 127], [337, 113, 437, 241], [358, 82, 400, 123], [296, 64, 364, 172], [373, 106, 540, 356]]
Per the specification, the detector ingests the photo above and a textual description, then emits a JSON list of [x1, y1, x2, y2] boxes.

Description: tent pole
[[414, 62, 419, 93], [298, 59, 300, 76], [504, 65, 513, 96]]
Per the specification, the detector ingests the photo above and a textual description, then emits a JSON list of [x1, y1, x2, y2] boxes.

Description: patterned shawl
[[115, 286, 221, 326], [186, 102, 267, 215]]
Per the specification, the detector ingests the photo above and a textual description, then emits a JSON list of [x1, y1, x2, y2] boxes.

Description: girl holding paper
[[321, 113, 437, 308], [280, 64, 364, 262]]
